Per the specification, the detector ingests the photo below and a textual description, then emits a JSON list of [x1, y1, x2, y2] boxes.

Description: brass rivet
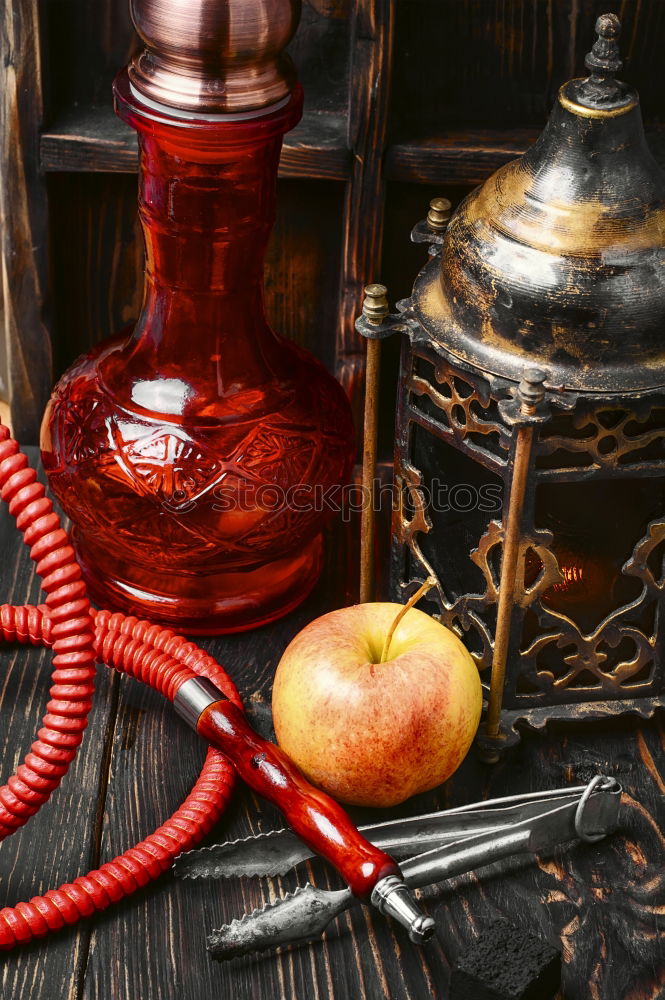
[[427, 197, 452, 232], [518, 368, 548, 415], [362, 284, 390, 325]]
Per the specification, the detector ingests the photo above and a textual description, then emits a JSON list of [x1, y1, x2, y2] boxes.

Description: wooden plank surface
[[0, 451, 664, 999], [0, 455, 118, 1000]]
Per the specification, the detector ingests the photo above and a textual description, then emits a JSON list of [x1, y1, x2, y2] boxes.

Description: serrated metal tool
[[174, 775, 621, 961], [174, 779, 614, 879]]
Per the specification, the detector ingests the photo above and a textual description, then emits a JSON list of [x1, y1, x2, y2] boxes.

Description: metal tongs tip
[[175, 773, 621, 961]]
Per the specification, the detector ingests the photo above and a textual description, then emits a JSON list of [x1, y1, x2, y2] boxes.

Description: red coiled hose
[[0, 424, 239, 948]]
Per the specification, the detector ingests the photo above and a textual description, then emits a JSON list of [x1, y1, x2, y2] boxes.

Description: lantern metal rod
[[356, 284, 394, 605], [484, 426, 534, 738], [357, 201, 451, 605], [360, 333, 382, 604], [484, 371, 547, 745]]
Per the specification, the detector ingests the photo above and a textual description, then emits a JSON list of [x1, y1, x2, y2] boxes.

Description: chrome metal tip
[[173, 676, 224, 730], [409, 914, 436, 945], [370, 875, 433, 947]]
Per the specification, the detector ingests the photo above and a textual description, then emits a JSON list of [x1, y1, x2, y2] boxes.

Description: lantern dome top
[[416, 14, 665, 393]]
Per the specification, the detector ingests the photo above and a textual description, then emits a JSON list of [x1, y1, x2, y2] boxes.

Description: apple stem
[[379, 576, 437, 664]]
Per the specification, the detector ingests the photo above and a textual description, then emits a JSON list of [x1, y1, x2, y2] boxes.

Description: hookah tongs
[[175, 774, 621, 961]]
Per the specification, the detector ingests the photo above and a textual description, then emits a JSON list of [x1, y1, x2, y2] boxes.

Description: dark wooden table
[[1, 452, 664, 1000]]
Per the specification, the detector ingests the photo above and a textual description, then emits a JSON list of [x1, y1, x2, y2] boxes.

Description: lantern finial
[[585, 13, 622, 76], [578, 13, 624, 107]]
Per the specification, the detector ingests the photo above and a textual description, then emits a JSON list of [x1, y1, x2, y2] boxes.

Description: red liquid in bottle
[[40, 75, 355, 634]]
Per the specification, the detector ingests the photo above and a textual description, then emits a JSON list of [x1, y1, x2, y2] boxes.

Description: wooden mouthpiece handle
[[197, 700, 401, 900]]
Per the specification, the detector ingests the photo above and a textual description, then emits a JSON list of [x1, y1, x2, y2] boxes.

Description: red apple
[[271, 601, 482, 808]]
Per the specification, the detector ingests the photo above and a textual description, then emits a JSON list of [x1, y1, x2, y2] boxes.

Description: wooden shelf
[[42, 109, 665, 190], [40, 104, 352, 181], [40, 115, 540, 187], [386, 129, 539, 185], [387, 126, 665, 186], [42, 110, 538, 185]]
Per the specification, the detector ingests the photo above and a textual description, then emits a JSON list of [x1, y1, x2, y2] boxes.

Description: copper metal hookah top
[[127, 0, 301, 115], [414, 13, 665, 393]]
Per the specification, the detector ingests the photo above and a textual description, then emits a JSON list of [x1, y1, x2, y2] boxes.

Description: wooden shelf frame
[[6, 1, 665, 443], [40, 106, 538, 186], [41, 107, 665, 187], [5, 0, 401, 443], [40, 105, 353, 181]]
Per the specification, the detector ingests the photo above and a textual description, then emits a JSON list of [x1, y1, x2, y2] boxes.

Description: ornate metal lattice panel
[[536, 399, 665, 476], [393, 326, 665, 745], [406, 344, 512, 471]]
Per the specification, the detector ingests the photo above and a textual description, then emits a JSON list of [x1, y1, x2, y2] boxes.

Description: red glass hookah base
[[42, 81, 355, 635], [71, 527, 326, 636]]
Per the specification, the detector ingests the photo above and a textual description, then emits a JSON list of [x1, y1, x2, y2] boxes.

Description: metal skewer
[[175, 780, 610, 880]]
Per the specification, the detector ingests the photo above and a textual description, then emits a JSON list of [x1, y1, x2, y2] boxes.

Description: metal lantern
[[358, 15, 665, 760]]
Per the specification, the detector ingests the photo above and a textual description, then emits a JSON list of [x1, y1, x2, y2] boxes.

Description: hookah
[[0, 425, 431, 947], [0, 0, 432, 952], [40, 0, 355, 635]]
